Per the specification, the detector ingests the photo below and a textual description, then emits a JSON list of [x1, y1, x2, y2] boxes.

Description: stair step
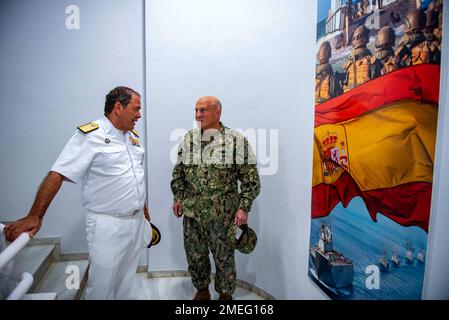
[[34, 260, 89, 300], [9, 244, 55, 291], [22, 292, 57, 300]]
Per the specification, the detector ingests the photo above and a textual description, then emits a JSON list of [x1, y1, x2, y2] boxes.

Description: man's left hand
[[234, 208, 248, 226]]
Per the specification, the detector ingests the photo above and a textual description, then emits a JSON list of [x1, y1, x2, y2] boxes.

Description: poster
[[309, 0, 443, 299]]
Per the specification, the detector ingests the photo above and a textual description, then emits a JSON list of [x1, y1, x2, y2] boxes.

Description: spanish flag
[[312, 64, 440, 232]]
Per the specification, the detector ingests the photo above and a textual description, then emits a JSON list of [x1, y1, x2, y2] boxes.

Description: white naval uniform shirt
[[51, 116, 146, 215]]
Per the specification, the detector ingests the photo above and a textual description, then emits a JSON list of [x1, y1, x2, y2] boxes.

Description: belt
[[90, 209, 141, 218]]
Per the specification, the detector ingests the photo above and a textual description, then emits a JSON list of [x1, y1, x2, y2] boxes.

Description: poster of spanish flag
[[309, 0, 442, 299]]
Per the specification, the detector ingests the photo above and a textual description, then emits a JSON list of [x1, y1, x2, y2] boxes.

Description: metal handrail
[[0, 223, 31, 270], [0, 223, 34, 300], [7, 272, 34, 300]]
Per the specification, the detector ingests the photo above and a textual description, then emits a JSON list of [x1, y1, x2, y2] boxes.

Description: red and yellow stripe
[[311, 64, 440, 232]]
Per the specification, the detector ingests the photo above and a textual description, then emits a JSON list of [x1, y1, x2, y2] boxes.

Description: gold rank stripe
[[131, 129, 139, 138], [77, 122, 99, 134]]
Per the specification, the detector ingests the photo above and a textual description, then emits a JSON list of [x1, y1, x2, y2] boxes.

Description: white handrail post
[[6, 272, 34, 300], [1, 223, 35, 300], [0, 223, 31, 270]]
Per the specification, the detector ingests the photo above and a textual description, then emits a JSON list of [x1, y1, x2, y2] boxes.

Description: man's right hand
[[4, 215, 42, 242], [173, 201, 183, 218]]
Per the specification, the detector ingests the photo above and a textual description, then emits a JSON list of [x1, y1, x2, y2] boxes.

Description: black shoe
[[218, 294, 233, 300], [193, 288, 211, 300]]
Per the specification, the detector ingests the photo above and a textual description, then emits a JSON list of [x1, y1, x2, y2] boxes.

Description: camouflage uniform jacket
[[315, 63, 342, 104], [396, 33, 440, 66], [171, 123, 260, 223], [374, 48, 399, 75], [342, 48, 382, 92]]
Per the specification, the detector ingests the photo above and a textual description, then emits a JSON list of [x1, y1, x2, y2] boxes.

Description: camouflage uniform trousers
[[183, 215, 237, 295]]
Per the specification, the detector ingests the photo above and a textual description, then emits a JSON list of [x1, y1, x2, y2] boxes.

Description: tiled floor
[[130, 273, 265, 300]]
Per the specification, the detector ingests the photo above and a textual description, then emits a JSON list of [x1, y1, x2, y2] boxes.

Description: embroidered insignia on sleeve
[[131, 129, 139, 138], [77, 122, 99, 134]]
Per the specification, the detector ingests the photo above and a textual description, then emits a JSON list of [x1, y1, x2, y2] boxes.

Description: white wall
[[145, 0, 325, 299], [0, 0, 146, 265]]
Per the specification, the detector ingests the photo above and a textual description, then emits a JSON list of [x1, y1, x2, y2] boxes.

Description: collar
[[200, 122, 226, 135], [102, 116, 125, 136], [218, 122, 227, 134], [401, 32, 425, 47], [350, 47, 372, 61], [375, 48, 394, 61], [316, 63, 333, 76]]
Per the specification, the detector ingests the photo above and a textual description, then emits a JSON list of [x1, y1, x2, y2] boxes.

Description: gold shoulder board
[[77, 122, 99, 134], [131, 129, 139, 138]]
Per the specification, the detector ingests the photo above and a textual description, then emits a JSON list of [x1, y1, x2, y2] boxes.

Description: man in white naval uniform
[[4, 86, 150, 299]]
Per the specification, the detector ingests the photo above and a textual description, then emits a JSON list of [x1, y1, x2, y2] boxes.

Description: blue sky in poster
[[317, 0, 331, 23]]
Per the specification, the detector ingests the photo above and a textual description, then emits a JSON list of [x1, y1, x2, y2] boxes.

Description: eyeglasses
[[195, 106, 217, 114], [195, 108, 209, 114]]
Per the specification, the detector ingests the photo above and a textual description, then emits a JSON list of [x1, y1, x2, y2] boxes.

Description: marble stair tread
[[131, 274, 266, 300], [22, 292, 57, 300], [9, 244, 55, 288], [11, 244, 55, 276], [34, 260, 89, 300]]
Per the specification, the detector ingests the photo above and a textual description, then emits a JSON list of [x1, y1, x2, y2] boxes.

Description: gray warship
[[310, 225, 354, 289], [391, 248, 400, 267], [417, 248, 425, 264]]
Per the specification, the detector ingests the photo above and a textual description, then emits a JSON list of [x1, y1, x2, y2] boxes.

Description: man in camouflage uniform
[[432, 0, 443, 43], [374, 26, 399, 75], [424, 0, 443, 51], [171, 96, 260, 300], [395, 8, 440, 66], [343, 25, 382, 92], [315, 41, 342, 104]]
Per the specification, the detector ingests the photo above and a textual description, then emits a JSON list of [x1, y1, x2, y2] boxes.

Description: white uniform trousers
[[84, 209, 145, 300]]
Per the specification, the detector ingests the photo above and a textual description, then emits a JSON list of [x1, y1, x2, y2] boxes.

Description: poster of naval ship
[[309, 0, 441, 300], [308, 199, 428, 299]]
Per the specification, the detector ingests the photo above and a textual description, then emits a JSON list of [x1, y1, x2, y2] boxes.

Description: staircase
[[2, 239, 89, 300]]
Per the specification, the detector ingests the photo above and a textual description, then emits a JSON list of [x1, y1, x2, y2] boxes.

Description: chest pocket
[[185, 164, 199, 182], [209, 164, 235, 188], [100, 146, 126, 154], [355, 59, 371, 84], [97, 146, 127, 173], [131, 147, 145, 167], [316, 76, 331, 103]]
